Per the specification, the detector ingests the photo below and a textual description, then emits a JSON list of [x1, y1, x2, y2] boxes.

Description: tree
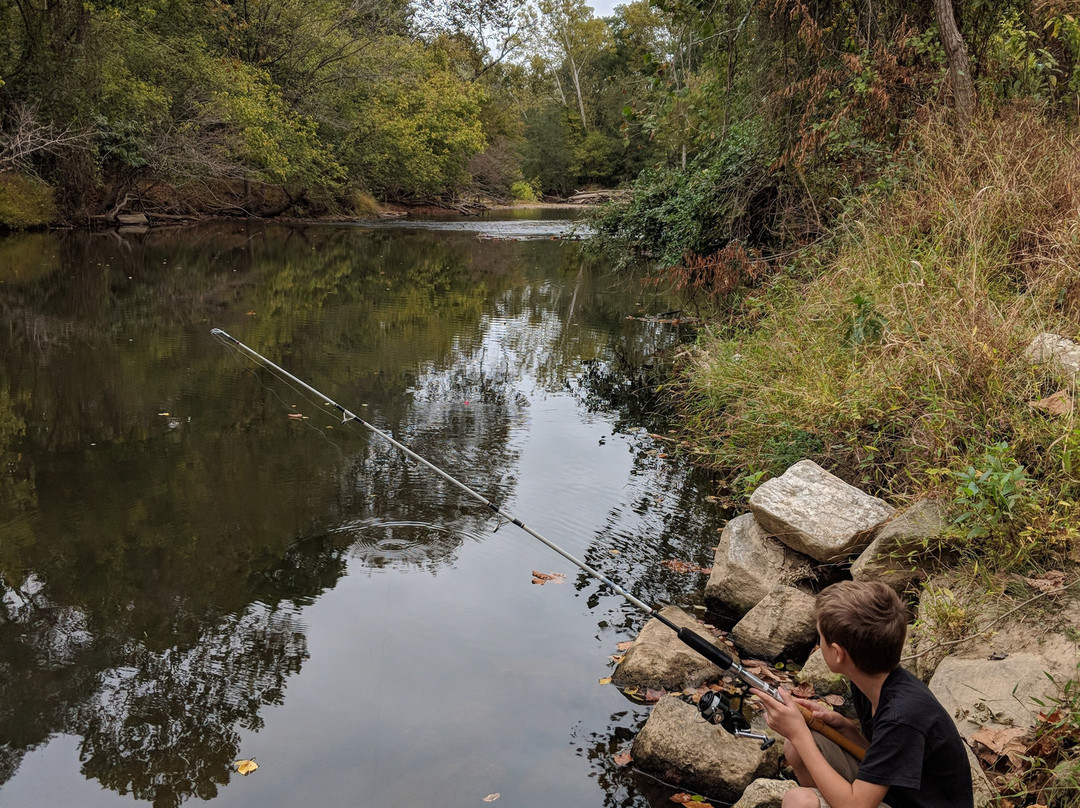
[[934, 0, 976, 127], [534, 0, 612, 130]]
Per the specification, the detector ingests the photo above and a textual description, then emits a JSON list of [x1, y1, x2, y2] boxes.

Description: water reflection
[[0, 221, 720, 808]]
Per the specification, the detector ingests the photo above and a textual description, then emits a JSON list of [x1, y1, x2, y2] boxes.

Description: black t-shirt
[[851, 667, 973, 808]]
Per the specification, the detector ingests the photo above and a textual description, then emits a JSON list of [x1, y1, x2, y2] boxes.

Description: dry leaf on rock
[[1024, 570, 1067, 593], [616, 641, 634, 652], [823, 694, 846, 707], [234, 759, 259, 776], [613, 751, 633, 766], [971, 726, 1030, 766]]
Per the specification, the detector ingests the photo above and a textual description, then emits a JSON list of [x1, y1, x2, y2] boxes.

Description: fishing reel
[[698, 690, 775, 751]]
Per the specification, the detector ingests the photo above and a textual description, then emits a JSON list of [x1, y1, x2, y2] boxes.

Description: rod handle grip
[[799, 705, 866, 761]]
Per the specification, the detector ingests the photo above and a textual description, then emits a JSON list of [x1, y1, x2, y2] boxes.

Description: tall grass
[[677, 106, 1080, 568]]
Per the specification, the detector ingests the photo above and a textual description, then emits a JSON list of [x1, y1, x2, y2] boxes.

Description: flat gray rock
[[929, 653, 1071, 736], [612, 605, 738, 690], [1025, 332, 1080, 376], [631, 696, 782, 802], [851, 500, 947, 590], [749, 460, 894, 562], [705, 513, 814, 615], [794, 648, 849, 698], [731, 778, 797, 808], [730, 586, 817, 661]]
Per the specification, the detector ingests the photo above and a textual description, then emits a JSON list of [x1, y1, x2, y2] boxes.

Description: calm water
[[0, 216, 725, 808]]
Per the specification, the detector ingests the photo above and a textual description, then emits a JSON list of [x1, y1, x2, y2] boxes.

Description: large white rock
[[730, 586, 817, 661], [929, 653, 1071, 736], [612, 605, 738, 690], [794, 648, 849, 698], [1024, 332, 1080, 376], [749, 460, 895, 562], [631, 696, 782, 802], [705, 513, 815, 615]]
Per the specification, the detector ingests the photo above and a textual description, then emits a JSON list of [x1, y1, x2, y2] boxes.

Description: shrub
[[0, 171, 56, 229]]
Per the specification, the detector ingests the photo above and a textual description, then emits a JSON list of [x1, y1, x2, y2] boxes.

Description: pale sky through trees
[[587, 0, 618, 18]]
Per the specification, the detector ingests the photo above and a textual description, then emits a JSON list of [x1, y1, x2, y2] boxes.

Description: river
[[0, 214, 727, 808]]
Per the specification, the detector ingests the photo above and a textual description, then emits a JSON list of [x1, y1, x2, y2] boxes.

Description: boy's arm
[[753, 690, 888, 808]]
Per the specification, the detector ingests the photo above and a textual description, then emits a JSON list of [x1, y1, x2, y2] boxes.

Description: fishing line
[[210, 327, 785, 707], [214, 331, 355, 458]]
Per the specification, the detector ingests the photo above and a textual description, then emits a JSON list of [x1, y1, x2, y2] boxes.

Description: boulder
[[730, 778, 797, 808], [965, 744, 997, 808], [613, 606, 738, 690], [731, 586, 817, 661], [749, 460, 895, 562], [929, 653, 1071, 736], [850, 500, 948, 591], [1024, 332, 1080, 376], [794, 648, 849, 698], [705, 513, 815, 616], [631, 696, 782, 802]]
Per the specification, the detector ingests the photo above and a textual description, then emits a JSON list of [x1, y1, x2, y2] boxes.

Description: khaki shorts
[[807, 733, 891, 808]]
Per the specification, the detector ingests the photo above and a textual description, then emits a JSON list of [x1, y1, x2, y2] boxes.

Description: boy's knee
[[782, 786, 822, 808]]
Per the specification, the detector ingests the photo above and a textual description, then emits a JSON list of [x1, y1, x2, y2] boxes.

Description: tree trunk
[[933, 0, 975, 128]]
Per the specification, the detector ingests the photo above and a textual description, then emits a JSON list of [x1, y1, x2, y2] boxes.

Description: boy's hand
[[794, 696, 852, 731], [750, 687, 812, 741]]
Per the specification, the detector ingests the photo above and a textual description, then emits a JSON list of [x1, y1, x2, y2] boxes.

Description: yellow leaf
[[234, 759, 259, 776], [598, 676, 612, 685]]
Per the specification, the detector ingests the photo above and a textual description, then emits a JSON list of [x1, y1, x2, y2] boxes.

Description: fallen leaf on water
[[669, 793, 704, 803], [234, 759, 258, 776], [613, 751, 633, 766], [287, 413, 304, 420], [483, 793, 500, 802], [610, 654, 625, 664], [531, 570, 566, 585], [643, 688, 665, 702], [158, 412, 169, 416], [661, 559, 711, 574], [598, 676, 612, 685]]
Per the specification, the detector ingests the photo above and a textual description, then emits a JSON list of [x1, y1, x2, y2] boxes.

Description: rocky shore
[[610, 460, 1080, 807]]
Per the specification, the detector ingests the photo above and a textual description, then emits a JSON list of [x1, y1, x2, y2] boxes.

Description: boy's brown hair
[[814, 581, 908, 674]]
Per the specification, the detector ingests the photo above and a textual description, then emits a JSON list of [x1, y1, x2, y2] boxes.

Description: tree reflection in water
[[0, 220, 705, 807]]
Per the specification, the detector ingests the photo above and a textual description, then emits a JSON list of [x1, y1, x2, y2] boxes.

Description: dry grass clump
[[678, 105, 1080, 568]]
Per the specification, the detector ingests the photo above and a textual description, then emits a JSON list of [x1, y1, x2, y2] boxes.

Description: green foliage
[[844, 294, 887, 347], [948, 442, 1034, 541], [511, 179, 540, 202], [0, 172, 56, 229], [343, 41, 486, 198], [590, 121, 773, 265]]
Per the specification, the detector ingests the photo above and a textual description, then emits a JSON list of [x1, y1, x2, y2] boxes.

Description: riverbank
[[647, 106, 1080, 805]]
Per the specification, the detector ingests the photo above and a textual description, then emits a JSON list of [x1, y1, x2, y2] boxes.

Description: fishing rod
[[211, 328, 865, 759]]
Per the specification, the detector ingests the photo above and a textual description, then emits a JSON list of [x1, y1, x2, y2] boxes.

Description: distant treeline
[[0, 0, 1077, 227]]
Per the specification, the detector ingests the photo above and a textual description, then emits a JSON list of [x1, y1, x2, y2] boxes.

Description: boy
[[753, 580, 973, 808]]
